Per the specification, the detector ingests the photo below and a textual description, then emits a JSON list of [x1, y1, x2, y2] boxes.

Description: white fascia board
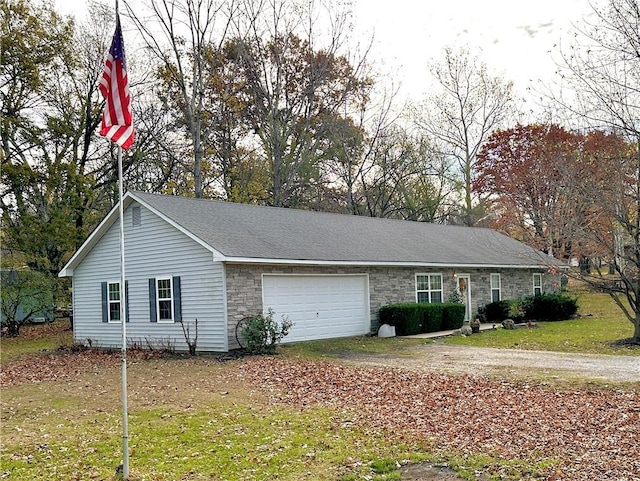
[[222, 257, 568, 269], [129, 192, 225, 261]]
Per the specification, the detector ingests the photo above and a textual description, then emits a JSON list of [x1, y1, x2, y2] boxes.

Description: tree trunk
[[5, 319, 20, 337]]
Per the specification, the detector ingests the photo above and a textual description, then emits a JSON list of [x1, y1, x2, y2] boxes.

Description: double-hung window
[[101, 281, 127, 323], [108, 282, 121, 322], [416, 274, 443, 303], [533, 273, 542, 296], [490, 273, 501, 302], [157, 277, 174, 322], [149, 276, 182, 323]]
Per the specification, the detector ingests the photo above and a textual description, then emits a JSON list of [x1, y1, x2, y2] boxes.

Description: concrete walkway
[[402, 322, 497, 339]]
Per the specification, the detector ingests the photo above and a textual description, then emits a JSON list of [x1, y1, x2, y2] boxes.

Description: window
[[101, 281, 128, 323], [157, 278, 173, 322], [108, 282, 121, 321], [149, 276, 181, 323], [490, 273, 501, 302], [416, 274, 443, 303], [533, 273, 542, 296]]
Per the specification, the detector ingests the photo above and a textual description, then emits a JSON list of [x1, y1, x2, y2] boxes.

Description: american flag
[[99, 15, 134, 150]]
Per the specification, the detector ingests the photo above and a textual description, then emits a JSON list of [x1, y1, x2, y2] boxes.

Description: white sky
[[55, 0, 596, 107], [351, 0, 595, 103]]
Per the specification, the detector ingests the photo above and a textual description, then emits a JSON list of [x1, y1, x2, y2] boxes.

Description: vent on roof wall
[[132, 206, 141, 227]]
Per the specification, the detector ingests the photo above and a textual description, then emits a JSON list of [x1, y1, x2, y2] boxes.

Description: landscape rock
[[377, 324, 396, 338]]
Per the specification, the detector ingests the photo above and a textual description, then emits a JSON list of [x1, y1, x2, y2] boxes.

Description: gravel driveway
[[342, 341, 640, 383]]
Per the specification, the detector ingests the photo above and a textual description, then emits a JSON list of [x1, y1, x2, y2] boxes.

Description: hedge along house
[[59, 191, 566, 352]]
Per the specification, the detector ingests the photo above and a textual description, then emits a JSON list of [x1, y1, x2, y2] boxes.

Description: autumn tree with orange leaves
[[551, 0, 640, 343], [475, 124, 580, 259], [475, 124, 629, 260], [476, 123, 638, 342]]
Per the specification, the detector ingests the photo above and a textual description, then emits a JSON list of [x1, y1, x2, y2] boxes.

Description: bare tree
[[553, 0, 640, 343], [124, 0, 236, 198], [415, 46, 515, 226], [230, 0, 372, 207], [357, 124, 456, 221]]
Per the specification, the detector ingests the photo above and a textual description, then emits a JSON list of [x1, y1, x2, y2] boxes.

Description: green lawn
[[1, 355, 433, 481], [1, 320, 73, 365], [443, 291, 638, 356], [1, 292, 637, 480], [280, 335, 430, 359]]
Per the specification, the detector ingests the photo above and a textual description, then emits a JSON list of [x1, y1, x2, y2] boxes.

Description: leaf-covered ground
[[236, 357, 640, 481], [2, 351, 638, 480], [0, 348, 163, 386]]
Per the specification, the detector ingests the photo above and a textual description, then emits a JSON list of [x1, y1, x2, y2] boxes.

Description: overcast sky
[[352, 0, 596, 103], [55, 0, 597, 108]]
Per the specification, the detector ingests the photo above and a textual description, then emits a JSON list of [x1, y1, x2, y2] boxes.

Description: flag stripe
[[99, 16, 134, 150]]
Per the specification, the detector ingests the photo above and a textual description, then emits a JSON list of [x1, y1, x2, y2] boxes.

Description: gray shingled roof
[[132, 191, 563, 268]]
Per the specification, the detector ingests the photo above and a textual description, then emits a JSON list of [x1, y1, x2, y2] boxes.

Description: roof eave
[[221, 257, 568, 269]]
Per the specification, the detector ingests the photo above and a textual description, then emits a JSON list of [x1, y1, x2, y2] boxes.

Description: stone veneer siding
[[224, 263, 560, 349]]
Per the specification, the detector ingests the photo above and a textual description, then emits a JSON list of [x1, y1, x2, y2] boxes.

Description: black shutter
[[173, 276, 181, 322], [125, 280, 129, 322], [149, 278, 157, 322], [101, 282, 108, 322]]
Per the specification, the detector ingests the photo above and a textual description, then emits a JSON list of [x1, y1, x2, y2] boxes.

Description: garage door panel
[[262, 275, 369, 343]]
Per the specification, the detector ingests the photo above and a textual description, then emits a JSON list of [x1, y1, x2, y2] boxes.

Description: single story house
[[59, 191, 566, 352]]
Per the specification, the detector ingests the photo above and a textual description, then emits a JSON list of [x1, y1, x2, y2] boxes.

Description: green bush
[[379, 304, 423, 335], [240, 309, 293, 354], [442, 303, 465, 330], [507, 298, 527, 322], [484, 300, 510, 322], [529, 293, 578, 321], [422, 303, 445, 332], [482, 294, 578, 323], [379, 302, 465, 335]]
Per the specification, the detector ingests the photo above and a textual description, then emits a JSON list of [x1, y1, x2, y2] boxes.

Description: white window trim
[[415, 273, 443, 303], [490, 273, 501, 302], [156, 276, 174, 323], [533, 273, 542, 295], [107, 280, 121, 323]]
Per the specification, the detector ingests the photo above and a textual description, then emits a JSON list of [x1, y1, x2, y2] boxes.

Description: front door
[[456, 274, 471, 321]]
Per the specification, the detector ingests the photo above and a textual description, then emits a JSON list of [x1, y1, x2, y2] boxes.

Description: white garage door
[[262, 274, 370, 343]]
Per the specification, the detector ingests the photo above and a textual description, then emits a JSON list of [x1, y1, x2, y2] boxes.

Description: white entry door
[[262, 274, 370, 343]]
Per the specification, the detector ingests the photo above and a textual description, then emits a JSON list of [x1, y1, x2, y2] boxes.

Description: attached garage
[[262, 274, 370, 343]]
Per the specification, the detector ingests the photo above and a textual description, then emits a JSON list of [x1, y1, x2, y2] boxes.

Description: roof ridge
[[129, 190, 494, 231]]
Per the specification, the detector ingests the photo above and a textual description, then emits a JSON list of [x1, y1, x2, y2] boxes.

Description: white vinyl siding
[[490, 273, 501, 302], [533, 273, 542, 296], [72, 201, 227, 352], [416, 274, 443, 303]]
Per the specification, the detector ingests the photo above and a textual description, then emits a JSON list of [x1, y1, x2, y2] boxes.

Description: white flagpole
[[117, 144, 130, 479]]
